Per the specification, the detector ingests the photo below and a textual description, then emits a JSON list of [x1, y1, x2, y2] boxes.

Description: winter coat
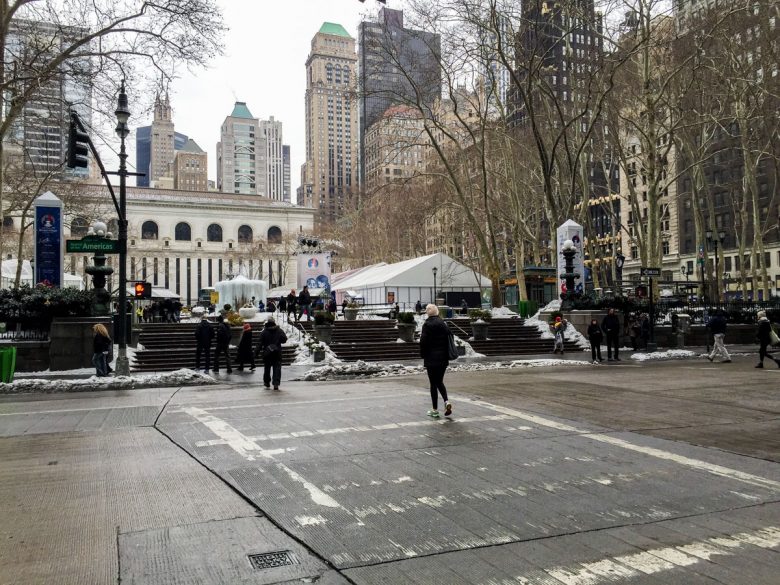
[[602, 314, 621, 336], [237, 329, 254, 362], [298, 290, 312, 305], [93, 333, 111, 354], [587, 323, 603, 343], [709, 315, 727, 336], [257, 322, 288, 361], [194, 320, 215, 346], [757, 318, 773, 345], [216, 321, 232, 348], [279, 297, 287, 311], [420, 315, 450, 368], [285, 294, 296, 310]]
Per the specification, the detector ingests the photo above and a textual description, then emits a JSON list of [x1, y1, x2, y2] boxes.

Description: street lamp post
[[432, 266, 438, 304], [114, 80, 131, 376], [560, 239, 579, 311], [705, 229, 726, 302]]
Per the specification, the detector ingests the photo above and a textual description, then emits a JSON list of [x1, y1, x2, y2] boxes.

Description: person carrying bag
[[256, 318, 288, 390]]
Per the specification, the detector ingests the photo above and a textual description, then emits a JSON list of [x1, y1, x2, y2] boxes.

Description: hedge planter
[[314, 324, 333, 344], [396, 323, 415, 342], [471, 320, 489, 341], [313, 348, 326, 362], [344, 308, 359, 321], [239, 307, 257, 320]]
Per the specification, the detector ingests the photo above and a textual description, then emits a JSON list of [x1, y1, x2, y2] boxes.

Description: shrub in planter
[[313, 310, 335, 326], [396, 311, 416, 324], [467, 308, 492, 323], [225, 311, 244, 326]]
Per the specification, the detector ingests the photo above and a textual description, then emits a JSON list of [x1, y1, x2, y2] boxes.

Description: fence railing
[[651, 300, 780, 325], [0, 320, 49, 341]]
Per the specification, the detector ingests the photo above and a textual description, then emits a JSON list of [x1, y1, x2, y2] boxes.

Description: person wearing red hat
[[236, 323, 256, 371]]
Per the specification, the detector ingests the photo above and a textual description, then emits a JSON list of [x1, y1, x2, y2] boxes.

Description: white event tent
[[332, 253, 490, 306], [2, 259, 84, 289]]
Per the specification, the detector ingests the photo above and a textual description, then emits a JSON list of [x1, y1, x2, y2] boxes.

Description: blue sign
[[34, 202, 63, 287]]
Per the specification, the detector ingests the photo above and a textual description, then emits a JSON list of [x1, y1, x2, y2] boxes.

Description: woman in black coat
[[419, 304, 453, 418], [587, 318, 603, 363], [236, 323, 255, 371], [756, 310, 780, 368]]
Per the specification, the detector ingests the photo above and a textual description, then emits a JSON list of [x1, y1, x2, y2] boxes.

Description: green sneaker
[[427, 409, 440, 419]]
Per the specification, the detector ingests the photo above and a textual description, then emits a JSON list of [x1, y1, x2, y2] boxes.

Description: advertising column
[[33, 191, 64, 288]]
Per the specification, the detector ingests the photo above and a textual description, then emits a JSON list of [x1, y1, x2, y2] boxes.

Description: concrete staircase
[[131, 322, 297, 372], [294, 320, 422, 362], [445, 318, 581, 356]]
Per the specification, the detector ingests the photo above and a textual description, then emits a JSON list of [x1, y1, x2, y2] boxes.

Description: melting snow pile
[[0, 369, 217, 394], [631, 350, 697, 361], [491, 306, 520, 318], [300, 358, 591, 381]]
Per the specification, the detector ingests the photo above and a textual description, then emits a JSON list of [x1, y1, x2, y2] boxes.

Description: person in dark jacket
[[213, 316, 233, 374], [92, 323, 112, 377], [602, 308, 621, 361], [286, 290, 296, 321], [755, 310, 780, 368], [194, 316, 215, 373], [707, 311, 731, 363], [257, 318, 288, 389], [587, 318, 603, 363], [296, 286, 312, 322], [236, 323, 256, 371], [419, 304, 453, 419]]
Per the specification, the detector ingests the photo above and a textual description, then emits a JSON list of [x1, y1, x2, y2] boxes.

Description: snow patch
[[491, 306, 519, 318], [0, 368, 217, 394], [631, 349, 697, 361]]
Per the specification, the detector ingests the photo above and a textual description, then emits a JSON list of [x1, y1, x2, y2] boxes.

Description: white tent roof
[[333, 253, 490, 291]]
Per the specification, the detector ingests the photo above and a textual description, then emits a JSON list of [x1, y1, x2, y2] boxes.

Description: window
[[238, 225, 253, 243], [207, 224, 223, 242], [141, 221, 158, 240], [662, 241, 670, 255], [2, 216, 13, 229], [175, 222, 191, 241], [267, 226, 282, 244], [71, 217, 89, 237]]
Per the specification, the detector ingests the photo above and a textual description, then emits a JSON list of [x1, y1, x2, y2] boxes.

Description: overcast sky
[[129, 0, 392, 190]]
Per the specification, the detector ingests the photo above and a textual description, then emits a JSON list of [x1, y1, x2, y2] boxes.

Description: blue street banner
[[33, 192, 64, 287]]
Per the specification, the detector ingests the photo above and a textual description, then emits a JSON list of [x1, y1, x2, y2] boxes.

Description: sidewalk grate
[[247, 550, 298, 570]]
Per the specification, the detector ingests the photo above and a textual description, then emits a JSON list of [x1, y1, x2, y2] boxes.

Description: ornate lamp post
[[560, 239, 580, 311], [84, 221, 114, 315], [114, 80, 131, 376], [432, 266, 438, 304]]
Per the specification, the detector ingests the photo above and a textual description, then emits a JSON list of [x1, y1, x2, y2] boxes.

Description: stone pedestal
[[49, 317, 114, 371], [314, 325, 333, 344], [471, 321, 489, 341], [397, 323, 415, 342]]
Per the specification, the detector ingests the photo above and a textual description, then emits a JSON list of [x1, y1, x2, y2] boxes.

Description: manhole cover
[[247, 550, 298, 570]]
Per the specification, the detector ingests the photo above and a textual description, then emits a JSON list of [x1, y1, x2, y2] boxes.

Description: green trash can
[[518, 300, 529, 317], [0, 346, 17, 383]]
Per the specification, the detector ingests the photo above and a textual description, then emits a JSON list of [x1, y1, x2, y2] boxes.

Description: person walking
[[194, 316, 215, 373], [257, 318, 287, 390], [755, 310, 780, 368], [297, 286, 312, 322], [707, 310, 731, 363], [602, 308, 621, 361], [628, 315, 640, 350], [419, 304, 453, 419], [587, 318, 603, 363], [552, 316, 566, 354], [278, 295, 287, 315], [213, 315, 233, 374], [286, 290, 296, 322], [640, 313, 651, 349], [236, 323, 256, 371], [460, 298, 468, 315], [92, 323, 112, 377]]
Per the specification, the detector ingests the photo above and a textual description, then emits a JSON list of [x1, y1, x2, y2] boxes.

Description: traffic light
[[133, 282, 151, 299], [67, 112, 89, 168]]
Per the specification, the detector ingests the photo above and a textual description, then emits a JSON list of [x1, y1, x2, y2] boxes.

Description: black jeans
[[263, 358, 282, 387], [214, 344, 232, 372], [591, 341, 603, 361], [195, 344, 211, 371], [759, 342, 778, 364], [606, 334, 619, 359], [426, 365, 449, 410]]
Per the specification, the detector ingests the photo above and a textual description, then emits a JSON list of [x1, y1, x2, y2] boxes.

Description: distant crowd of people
[[135, 299, 183, 323]]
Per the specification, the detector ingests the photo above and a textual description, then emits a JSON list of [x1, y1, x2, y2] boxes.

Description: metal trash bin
[[0, 346, 17, 383]]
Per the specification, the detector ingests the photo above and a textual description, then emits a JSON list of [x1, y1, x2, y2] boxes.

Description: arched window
[[267, 226, 282, 244], [71, 217, 88, 237], [207, 223, 223, 242], [238, 225, 253, 243], [141, 220, 158, 240], [175, 222, 191, 241]]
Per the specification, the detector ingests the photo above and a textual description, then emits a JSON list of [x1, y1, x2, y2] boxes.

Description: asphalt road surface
[[1, 356, 778, 584]]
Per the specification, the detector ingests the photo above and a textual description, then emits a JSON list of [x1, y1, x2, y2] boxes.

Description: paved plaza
[[1, 356, 778, 583]]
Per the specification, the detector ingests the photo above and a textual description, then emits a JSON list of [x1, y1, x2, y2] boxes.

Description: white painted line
[[470, 399, 780, 492], [0, 404, 150, 416], [187, 393, 401, 412], [534, 526, 780, 585], [183, 407, 362, 522]]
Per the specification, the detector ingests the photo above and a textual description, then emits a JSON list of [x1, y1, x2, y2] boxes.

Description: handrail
[[446, 319, 470, 338]]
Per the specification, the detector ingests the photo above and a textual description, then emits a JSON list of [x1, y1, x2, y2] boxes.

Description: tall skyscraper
[[299, 23, 358, 226], [135, 94, 187, 187], [282, 145, 291, 203], [358, 8, 441, 185], [173, 138, 208, 191], [217, 101, 265, 195], [259, 117, 284, 201]]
